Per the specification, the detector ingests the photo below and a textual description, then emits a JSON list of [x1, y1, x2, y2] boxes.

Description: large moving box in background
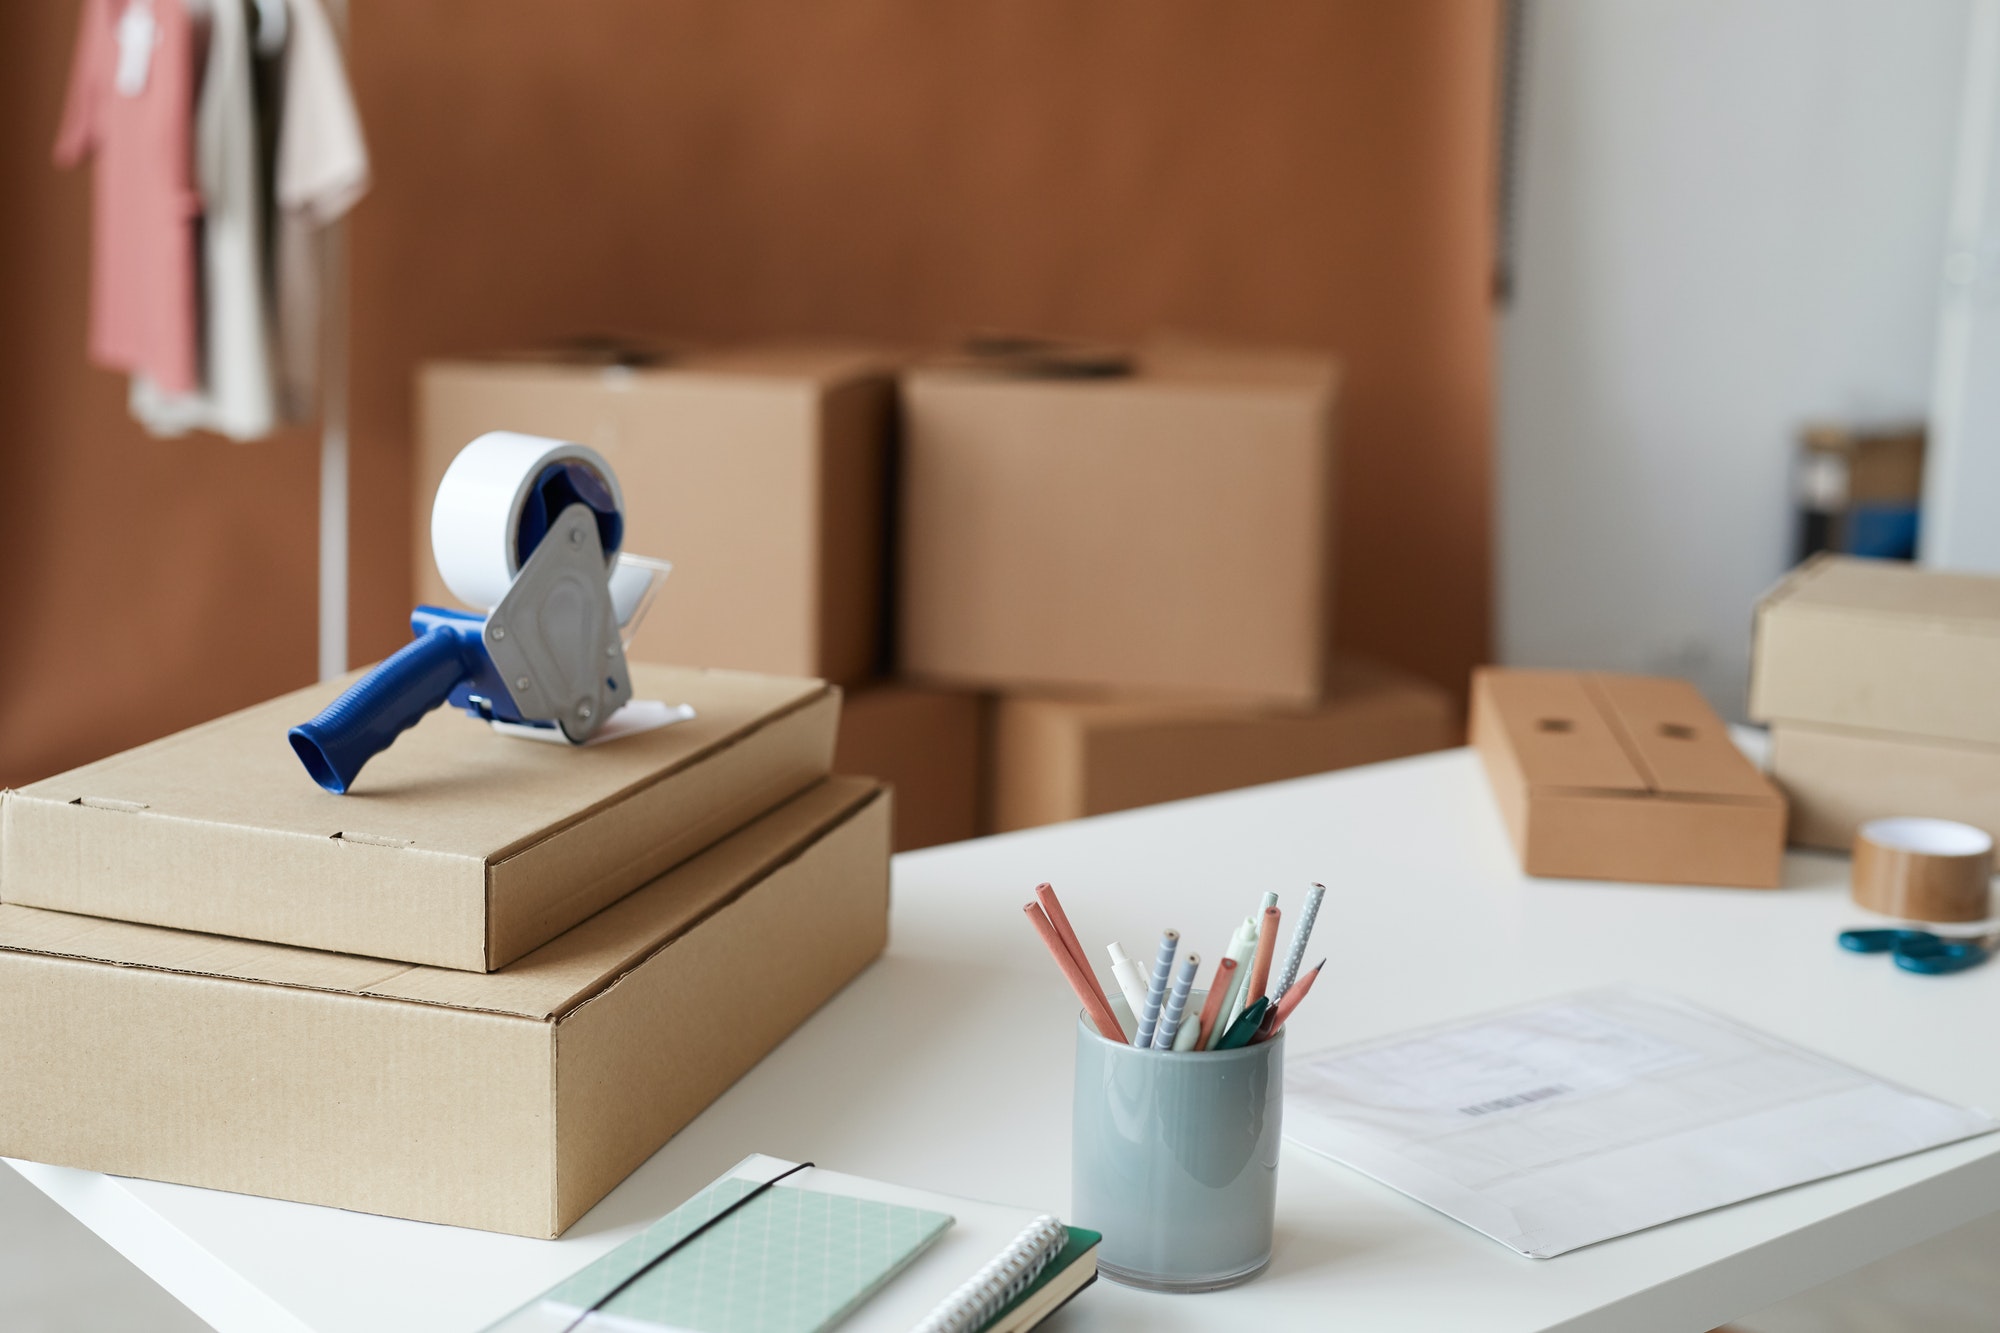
[[834, 686, 985, 851], [0, 664, 839, 971], [899, 342, 1341, 704], [991, 659, 1450, 832], [0, 779, 889, 1238], [1751, 555, 2000, 848], [417, 346, 896, 685], [1471, 668, 1786, 887]]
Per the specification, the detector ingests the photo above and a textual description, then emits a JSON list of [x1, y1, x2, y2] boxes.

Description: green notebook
[[536, 1177, 952, 1333]]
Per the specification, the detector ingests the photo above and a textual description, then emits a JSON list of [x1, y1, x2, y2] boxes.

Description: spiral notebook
[[483, 1156, 1099, 1333]]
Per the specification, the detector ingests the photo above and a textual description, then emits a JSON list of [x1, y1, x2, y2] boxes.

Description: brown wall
[[3, 0, 1494, 786], [0, 4, 320, 788]]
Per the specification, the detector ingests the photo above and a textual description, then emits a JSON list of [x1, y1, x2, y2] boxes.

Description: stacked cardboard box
[[1751, 555, 2000, 849], [901, 339, 1457, 830], [0, 664, 891, 1235], [417, 346, 984, 852]]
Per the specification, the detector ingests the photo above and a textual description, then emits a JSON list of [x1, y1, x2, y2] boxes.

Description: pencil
[[1024, 902, 1126, 1041], [1246, 905, 1282, 1003], [1152, 952, 1200, 1050], [1193, 956, 1237, 1049], [1255, 958, 1323, 1042], [1273, 883, 1326, 1003], [1133, 929, 1180, 1049], [1034, 883, 1093, 979]]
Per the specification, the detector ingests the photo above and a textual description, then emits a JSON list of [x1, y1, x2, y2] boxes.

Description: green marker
[[1215, 995, 1270, 1050]]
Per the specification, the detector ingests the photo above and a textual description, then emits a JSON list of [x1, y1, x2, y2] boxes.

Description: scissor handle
[[1838, 928, 1936, 954], [1894, 940, 1990, 975]]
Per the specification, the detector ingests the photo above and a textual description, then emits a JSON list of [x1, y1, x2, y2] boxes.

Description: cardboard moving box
[[834, 685, 986, 851], [899, 341, 1341, 704], [1770, 722, 2000, 851], [0, 778, 889, 1239], [0, 664, 838, 972], [418, 345, 895, 685], [1471, 668, 1786, 888], [1750, 555, 2000, 747], [991, 659, 1453, 832]]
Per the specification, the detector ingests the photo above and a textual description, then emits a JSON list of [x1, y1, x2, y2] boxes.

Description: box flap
[[1587, 674, 1779, 803], [439, 344, 900, 391], [1476, 669, 1650, 794], [13, 664, 829, 861], [0, 777, 883, 1021], [1761, 554, 2000, 632]]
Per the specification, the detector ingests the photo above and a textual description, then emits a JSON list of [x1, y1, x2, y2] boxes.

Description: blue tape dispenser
[[290, 431, 670, 793]]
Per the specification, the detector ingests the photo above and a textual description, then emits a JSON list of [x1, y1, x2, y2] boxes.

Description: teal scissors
[[1838, 928, 2000, 976]]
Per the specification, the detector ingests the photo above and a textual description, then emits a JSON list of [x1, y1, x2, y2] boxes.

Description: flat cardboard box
[[1750, 555, 2000, 747], [0, 664, 838, 971], [1470, 668, 1786, 887], [1770, 722, 2000, 851], [990, 659, 1453, 832], [834, 685, 985, 851], [899, 340, 1341, 704], [0, 778, 888, 1239], [417, 344, 895, 685]]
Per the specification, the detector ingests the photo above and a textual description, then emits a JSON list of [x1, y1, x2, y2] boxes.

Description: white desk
[[10, 747, 2000, 1333]]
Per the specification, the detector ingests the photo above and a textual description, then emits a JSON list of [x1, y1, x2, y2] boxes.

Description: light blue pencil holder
[[1071, 993, 1283, 1292]]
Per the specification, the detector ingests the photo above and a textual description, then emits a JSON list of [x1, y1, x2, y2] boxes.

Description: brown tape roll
[[1851, 817, 1994, 923]]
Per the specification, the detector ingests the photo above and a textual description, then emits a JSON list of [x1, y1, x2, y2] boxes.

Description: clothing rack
[[317, 0, 348, 680]]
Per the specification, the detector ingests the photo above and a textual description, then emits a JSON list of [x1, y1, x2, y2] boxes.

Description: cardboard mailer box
[[1750, 555, 2000, 747], [1770, 722, 2000, 851], [899, 340, 1341, 704], [417, 344, 896, 686], [0, 664, 838, 972], [991, 659, 1453, 832], [834, 685, 986, 851], [0, 777, 888, 1239], [1470, 668, 1786, 887]]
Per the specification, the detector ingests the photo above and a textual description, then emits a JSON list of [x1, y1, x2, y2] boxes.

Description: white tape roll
[[430, 431, 624, 610]]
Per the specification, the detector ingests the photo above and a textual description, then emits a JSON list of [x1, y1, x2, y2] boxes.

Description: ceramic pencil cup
[[1071, 994, 1283, 1292]]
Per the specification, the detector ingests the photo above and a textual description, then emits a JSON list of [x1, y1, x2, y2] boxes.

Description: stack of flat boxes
[[899, 340, 1457, 830], [1751, 554, 2000, 848], [417, 346, 984, 853], [0, 663, 892, 1237]]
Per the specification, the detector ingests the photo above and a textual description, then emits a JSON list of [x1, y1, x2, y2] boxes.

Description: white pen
[[1106, 942, 1150, 1030]]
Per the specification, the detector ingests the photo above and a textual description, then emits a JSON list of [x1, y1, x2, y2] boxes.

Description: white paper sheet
[[1284, 987, 1998, 1258]]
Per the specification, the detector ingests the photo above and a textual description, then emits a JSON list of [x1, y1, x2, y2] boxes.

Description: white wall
[[1500, 0, 1970, 718]]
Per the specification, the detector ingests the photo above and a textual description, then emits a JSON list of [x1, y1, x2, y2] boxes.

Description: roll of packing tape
[[1851, 817, 1994, 924], [430, 431, 624, 610]]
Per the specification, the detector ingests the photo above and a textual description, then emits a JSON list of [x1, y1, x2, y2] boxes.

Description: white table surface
[[11, 746, 2000, 1333]]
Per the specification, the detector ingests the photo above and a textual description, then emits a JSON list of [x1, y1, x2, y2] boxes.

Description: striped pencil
[[1152, 953, 1201, 1050], [1132, 930, 1179, 1048]]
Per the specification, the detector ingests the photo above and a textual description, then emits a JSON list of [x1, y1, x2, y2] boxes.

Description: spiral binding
[[911, 1213, 1068, 1333]]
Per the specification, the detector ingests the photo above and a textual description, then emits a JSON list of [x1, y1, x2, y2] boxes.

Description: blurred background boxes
[[416, 345, 897, 685], [989, 658, 1453, 833], [1752, 555, 2000, 849], [832, 686, 985, 851], [898, 341, 1341, 705]]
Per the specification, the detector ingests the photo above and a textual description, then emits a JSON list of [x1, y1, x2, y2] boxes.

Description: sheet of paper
[[1284, 987, 1998, 1258]]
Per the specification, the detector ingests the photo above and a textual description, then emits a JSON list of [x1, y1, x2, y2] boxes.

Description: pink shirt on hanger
[[55, 0, 202, 396]]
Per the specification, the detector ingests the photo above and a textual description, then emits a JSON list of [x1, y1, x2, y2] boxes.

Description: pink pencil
[[1025, 902, 1126, 1041], [1246, 905, 1282, 1004], [1256, 959, 1323, 1042]]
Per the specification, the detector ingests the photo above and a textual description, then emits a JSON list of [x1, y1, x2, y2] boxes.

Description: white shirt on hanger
[[274, 0, 368, 423]]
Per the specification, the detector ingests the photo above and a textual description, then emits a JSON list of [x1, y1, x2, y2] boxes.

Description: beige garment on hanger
[[274, 0, 367, 423]]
